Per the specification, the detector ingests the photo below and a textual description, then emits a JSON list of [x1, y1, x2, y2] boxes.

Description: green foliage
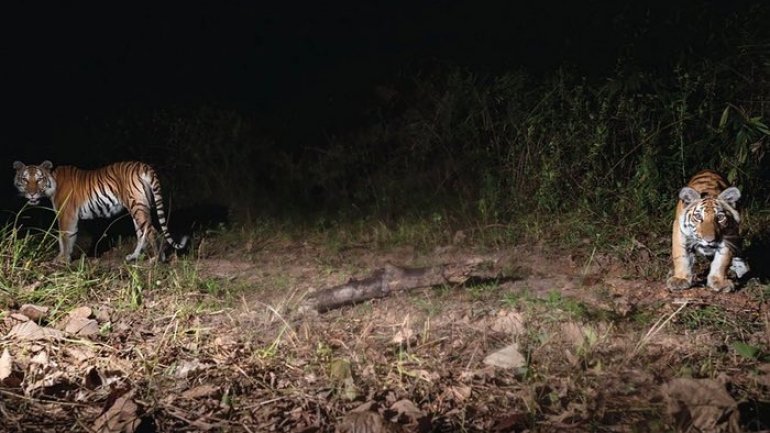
[[46, 4, 769, 245], [731, 341, 762, 360]]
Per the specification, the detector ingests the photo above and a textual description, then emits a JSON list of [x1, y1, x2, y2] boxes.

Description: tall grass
[[44, 8, 770, 246]]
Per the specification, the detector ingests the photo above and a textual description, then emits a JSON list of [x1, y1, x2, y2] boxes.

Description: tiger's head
[[13, 160, 55, 206], [679, 185, 741, 255]]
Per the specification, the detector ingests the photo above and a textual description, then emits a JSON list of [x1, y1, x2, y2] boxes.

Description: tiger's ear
[[13, 161, 25, 170], [678, 187, 701, 205], [718, 187, 741, 206], [40, 160, 53, 170]]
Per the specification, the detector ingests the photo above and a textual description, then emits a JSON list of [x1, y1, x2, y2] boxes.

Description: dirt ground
[[1, 234, 769, 432]]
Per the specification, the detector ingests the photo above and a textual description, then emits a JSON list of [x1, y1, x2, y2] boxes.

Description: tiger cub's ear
[[12, 161, 25, 170], [678, 187, 701, 205], [718, 187, 741, 207], [40, 161, 53, 170]]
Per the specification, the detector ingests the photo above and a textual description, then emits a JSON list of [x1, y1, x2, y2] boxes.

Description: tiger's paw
[[52, 255, 71, 265], [707, 275, 735, 293], [666, 276, 692, 291]]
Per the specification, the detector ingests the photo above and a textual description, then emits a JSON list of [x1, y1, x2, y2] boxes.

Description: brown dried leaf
[[7, 320, 64, 341], [10, 313, 30, 322], [92, 390, 141, 433], [30, 350, 48, 365], [68, 306, 93, 320], [64, 317, 100, 336], [337, 411, 404, 433], [390, 399, 422, 420], [483, 343, 527, 369], [0, 348, 12, 380], [448, 385, 472, 402], [19, 304, 49, 322], [174, 359, 211, 379], [94, 307, 112, 323], [26, 370, 65, 393], [491, 310, 525, 335], [661, 378, 740, 433], [181, 384, 220, 400], [65, 346, 97, 363]]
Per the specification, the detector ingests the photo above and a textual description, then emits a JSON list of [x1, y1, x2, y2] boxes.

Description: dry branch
[[300, 258, 496, 313]]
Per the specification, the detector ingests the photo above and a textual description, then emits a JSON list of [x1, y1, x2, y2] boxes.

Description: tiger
[[13, 160, 188, 263], [667, 169, 748, 292]]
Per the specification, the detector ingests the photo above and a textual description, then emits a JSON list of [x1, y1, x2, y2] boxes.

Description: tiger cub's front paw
[[52, 255, 71, 265], [707, 275, 735, 293], [666, 276, 692, 291]]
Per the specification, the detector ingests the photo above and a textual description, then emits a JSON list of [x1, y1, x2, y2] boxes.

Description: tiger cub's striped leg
[[707, 247, 735, 292], [667, 219, 693, 291]]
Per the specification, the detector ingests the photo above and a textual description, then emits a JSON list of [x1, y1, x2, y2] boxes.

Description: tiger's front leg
[[707, 246, 735, 292], [667, 220, 693, 291], [55, 215, 78, 264]]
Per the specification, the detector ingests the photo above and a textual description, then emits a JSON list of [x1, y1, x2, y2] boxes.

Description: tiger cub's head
[[13, 161, 55, 206], [679, 185, 741, 253]]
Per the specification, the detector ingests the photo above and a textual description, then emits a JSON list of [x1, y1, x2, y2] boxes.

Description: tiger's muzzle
[[25, 193, 42, 206]]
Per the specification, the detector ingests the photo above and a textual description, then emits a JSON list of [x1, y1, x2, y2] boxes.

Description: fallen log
[[299, 258, 496, 313]]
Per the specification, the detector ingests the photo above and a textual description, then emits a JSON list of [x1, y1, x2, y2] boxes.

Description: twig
[[633, 300, 689, 355]]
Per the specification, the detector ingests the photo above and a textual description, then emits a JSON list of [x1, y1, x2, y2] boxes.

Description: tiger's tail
[[142, 166, 188, 251]]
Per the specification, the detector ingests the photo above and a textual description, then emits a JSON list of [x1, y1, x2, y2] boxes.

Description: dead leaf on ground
[[68, 306, 93, 320], [484, 343, 527, 369], [491, 310, 525, 335], [92, 390, 141, 433], [390, 399, 422, 421], [7, 320, 64, 341], [337, 411, 404, 433], [0, 348, 12, 380], [661, 378, 741, 433], [63, 317, 100, 336], [447, 385, 472, 402], [10, 313, 30, 322], [181, 384, 220, 400], [173, 359, 211, 379], [19, 304, 49, 322]]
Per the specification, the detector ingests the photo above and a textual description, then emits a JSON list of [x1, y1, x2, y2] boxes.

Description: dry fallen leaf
[[448, 384, 472, 402], [337, 411, 404, 433], [182, 384, 220, 399], [92, 390, 141, 433], [7, 320, 64, 341], [661, 378, 740, 433], [63, 317, 100, 336], [19, 304, 49, 322], [68, 306, 93, 320], [0, 348, 12, 380], [10, 313, 30, 322], [390, 399, 422, 420], [484, 343, 527, 369], [491, 310, 526, 335]]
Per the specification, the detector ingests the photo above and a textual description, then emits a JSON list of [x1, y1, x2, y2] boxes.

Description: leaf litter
[[0, 238, 768, 432]]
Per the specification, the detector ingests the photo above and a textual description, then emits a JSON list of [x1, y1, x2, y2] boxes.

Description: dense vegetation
[[3, 5, 770, 432], [26, 3, 770, 248]]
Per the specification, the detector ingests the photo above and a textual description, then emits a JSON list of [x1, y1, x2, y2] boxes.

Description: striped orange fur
[[13, 160, 187, 263], [667, 169, 747, 292]]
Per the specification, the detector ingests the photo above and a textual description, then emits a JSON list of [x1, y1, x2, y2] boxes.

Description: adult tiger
[[667, 169, 748, 292], [13, 160, 188, 263]]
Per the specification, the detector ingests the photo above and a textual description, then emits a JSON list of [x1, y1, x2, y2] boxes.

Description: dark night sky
[[0, 1, 758, 153]]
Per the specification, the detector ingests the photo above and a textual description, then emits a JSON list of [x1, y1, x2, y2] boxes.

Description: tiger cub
[[13, 160, 187, 263], [667, 169, 748, 292]]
